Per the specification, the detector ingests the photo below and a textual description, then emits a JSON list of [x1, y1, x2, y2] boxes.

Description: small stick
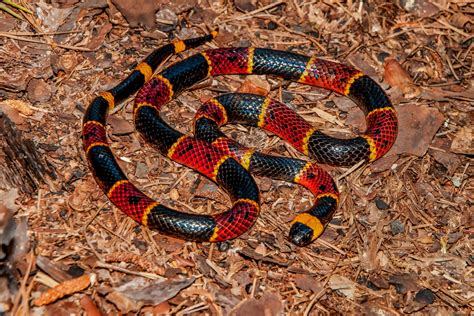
[[219, 1, 286, 23], [0, 32, 93, 51]]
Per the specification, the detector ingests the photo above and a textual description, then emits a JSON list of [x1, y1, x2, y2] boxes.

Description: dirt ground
[[0, 0, 472, 315]]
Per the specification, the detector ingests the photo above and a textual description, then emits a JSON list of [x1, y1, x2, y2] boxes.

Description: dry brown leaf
[[106, 277, 195, 313], [329, 275, 356, 299], [229, 292, 283, 316], [0, 104, 24, 125], [110, 0, 161, 29], [450, 127, 473, 155], [293, 274, 322, 293], [384, 59, 420, 97], [237, 76, 270, 96], [388, 104, 445, 157], [109, 116, 135, 135]]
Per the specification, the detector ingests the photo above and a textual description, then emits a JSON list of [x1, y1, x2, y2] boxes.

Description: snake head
[[288, 213, 325, 247], [289, 222, 315, 247]]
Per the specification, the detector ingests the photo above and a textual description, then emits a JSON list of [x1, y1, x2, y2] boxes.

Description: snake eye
[[289, 222, 314, 247]]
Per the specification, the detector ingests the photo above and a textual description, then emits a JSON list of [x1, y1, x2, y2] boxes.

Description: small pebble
[[266, 21, 278, 30], [415, 288, 436, 304], [282, 91, 294, 103], [390, 219, 405, 235], [59, 209, 68, 220], [377, 52, 390, 63], [451, 175, 462, 187], [375, 198, 390, 210], [325, 100, 336, 108], [217, 241, 231, 252], [306, 30, 319, 38], [67, 264, 85, 277], [135, 162, 148, 178]]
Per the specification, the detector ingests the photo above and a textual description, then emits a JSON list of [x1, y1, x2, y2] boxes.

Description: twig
[[219, 1, 286, 23], [95, 261, 164, 280], [0, 32, 93, 51], [265, 17, 327, 54]]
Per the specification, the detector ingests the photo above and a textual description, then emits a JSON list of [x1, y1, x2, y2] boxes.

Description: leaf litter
[[0, 0, 472, 314]]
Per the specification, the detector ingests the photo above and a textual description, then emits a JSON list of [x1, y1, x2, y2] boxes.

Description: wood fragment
[[0, 112, 55, 195], [33, 274, 96, 307]]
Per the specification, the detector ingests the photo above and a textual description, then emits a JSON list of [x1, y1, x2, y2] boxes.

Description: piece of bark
[[0, 111, 55, 195]]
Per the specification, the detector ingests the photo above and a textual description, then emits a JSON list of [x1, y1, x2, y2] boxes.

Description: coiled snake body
[[82, 32, 397, 246]]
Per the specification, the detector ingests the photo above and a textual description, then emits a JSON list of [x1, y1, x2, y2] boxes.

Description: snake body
[[82, 32, 397, 246]]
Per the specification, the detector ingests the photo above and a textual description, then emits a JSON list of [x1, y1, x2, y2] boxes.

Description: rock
[[415, 288, 436, 304], [375, 198, 390, 210], [390, 220, 404, 235]]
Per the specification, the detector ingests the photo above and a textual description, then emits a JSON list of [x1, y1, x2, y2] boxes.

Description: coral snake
[[82, 31, 397, 247]]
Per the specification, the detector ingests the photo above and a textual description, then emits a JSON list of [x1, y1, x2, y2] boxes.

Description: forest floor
[[0, 0, 472, 315]]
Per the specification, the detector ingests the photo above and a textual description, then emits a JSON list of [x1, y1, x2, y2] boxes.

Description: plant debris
[[0, 0, 472, 314]]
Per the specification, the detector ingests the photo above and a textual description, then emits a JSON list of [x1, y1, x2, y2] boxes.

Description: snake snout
[[289, 222, 315, 247]]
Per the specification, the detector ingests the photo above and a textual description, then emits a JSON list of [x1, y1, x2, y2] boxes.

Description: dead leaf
[[450, 126, 473, 155], [87, 23, 113, 50], [388, 273, 420, 294], [0, 190, 18, 211], [229, 292, 282, 316], [106, 277, 195, 313], [109, 116, 134, 135], [293, 274, 322, 293], [80, 295, 102, 316], [370, 154, 398, 173], [328, 275, 356, 299], [27, 78, 52, 104], [110, 0, 161, 29], [0, 104, 25, 126], [384, 59, 420, 97], [388, 104, 445, 157], [237, 76, 270, 96]]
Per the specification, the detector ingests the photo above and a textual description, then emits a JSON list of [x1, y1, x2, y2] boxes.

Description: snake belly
[[83, 32, 397, 246]]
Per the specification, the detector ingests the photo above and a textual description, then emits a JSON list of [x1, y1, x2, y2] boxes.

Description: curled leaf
[[384, 59, 420, 97]]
